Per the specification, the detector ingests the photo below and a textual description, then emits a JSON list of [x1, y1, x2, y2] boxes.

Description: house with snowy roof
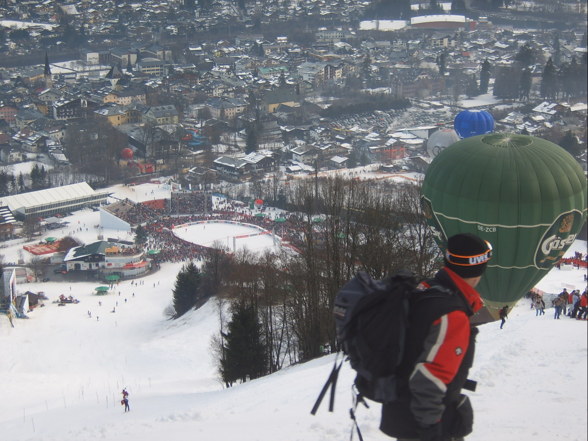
[[242, 151, 276, 173], [63, 240, 150, 278], [213, 156, 250, 181]]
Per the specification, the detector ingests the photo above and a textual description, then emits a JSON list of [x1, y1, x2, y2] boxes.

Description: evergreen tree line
[[171, 178, 441, 387], [0, 164, 51, 197], [493, 53, 587, 101], [172, 250, 228, 318], [539, 56, 588, 101]]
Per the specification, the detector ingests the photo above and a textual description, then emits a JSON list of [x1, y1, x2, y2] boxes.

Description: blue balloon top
[[453, 110, 495, 138]]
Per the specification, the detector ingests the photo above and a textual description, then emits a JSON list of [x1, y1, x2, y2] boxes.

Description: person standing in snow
[[499, 306, 509, 329], [570, 290, 581, 318], [552, 296, 564, 319], [380, 233, 493, 441], [534, 296, 545, 316], [557, 289, 569, 316], [578, 291, 588, 320], [122, 389, 130, 412]]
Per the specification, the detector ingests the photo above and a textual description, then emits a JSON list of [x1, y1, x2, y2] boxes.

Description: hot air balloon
[[421, 133, 587, 319], [121, 148, 134, 160], [426, 128, 460, 158], [453, 110, 494, 139]]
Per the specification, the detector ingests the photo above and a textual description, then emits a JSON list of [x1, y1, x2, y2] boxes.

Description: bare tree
[[29, 256, 45, 281], [22, 216, 41, 240], [63, 118, 126, 184], [393, 183, 442, 279]]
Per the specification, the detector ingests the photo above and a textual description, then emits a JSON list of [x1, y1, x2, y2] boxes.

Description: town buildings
[[0, 0, 585, 207]]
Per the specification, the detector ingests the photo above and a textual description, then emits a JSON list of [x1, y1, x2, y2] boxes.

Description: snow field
[[0, 180, 585, 441], [172, 221, 281, 253]]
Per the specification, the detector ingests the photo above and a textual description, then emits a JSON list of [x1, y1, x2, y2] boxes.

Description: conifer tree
[[0, 171, 9, 196], [362, 53, 372, 82], [221, 303, 267, 386], [553, 32, 561, 66], [370, 0, 411, 19], [17, 173, 25, 193], [559, 130, 581, 157], [515, 43, 535, 66], [429, 0, 442, 12], [466, 74, 479, 97], [519, 68, 532, 101], [479, 59, 491, 94], [559, 57, 586, 100], [172, 261, 202, 318], [436, 52, 447, 75], [540, 57, 558, 100], [245, 122, 258, 154], [493, 65, 520, 100], [30, 164, 41, 190], [451, 0, 467, 12]]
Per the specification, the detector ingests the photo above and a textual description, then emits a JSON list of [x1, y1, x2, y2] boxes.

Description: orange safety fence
[[23, 242, 62, 255], [559, 258, 587, 268]]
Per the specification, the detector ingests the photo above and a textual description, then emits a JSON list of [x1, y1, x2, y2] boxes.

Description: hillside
[[0, 219, 586, 441]]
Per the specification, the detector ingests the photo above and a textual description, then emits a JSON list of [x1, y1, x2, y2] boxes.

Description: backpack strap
[[418, 279, 473, 317]]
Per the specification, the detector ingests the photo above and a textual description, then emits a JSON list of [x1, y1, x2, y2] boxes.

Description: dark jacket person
[[380, 233, 492, 441]]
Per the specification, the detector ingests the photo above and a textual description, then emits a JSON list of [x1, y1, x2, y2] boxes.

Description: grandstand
[[0, 205, 16, 240]]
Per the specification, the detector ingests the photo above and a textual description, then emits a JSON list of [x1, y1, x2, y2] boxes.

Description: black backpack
[[311, 271, 477, 438], [311, 270, 418, 420], [335, 270, 418, 403]]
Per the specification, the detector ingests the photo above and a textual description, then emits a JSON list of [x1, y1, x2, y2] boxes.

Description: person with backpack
[[380, 233, 492, 441]]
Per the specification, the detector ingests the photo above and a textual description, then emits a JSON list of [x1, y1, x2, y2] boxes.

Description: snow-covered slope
[[0, 222, 586, 441]]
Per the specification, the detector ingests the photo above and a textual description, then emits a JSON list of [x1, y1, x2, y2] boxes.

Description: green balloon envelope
[[421, 133, 587, 311]]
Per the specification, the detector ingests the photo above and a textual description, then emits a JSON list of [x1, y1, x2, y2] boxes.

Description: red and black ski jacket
[[380, 267, 483, 439]]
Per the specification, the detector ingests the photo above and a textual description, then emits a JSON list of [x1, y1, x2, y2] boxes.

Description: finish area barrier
[[173, 220, 271, 237]]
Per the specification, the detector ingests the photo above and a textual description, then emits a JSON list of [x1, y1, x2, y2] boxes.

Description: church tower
[[43, 52, 52, 88]]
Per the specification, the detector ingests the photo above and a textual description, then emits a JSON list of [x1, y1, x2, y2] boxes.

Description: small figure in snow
[[553, 296, 564, 319], [121, 389, 130, 412], [499, 305, 509, 329], [122, 396, 130, 412], [534, 296, 545, 316]]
